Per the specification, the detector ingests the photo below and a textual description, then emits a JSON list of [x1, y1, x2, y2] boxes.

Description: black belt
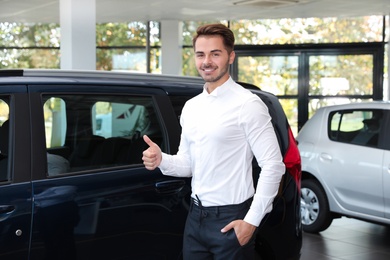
[[191, 195, 253, 212]]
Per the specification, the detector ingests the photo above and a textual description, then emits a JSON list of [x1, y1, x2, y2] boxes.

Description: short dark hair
[[192, 23, 235, 54]]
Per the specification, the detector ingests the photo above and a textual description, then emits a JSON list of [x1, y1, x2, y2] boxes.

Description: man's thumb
[[143, 135, 155, 147]]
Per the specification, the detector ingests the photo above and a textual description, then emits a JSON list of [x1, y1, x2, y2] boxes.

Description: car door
[[0, 87, 33, 260], [384, 149, 390, 219], [28, 83, 190, 260], [321, 108, 385, 218]]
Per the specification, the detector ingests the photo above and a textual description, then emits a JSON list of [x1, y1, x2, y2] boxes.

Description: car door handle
[[0, 205, 16, 221], [155, 180, 185, 195], [320, 153, 332, 162]]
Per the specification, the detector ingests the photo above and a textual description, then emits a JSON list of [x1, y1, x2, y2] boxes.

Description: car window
[[92, 102, 150, 138], [44, 97, 67, 148], [168, 95, 193, 122], [43, 94, 162, 175], [329, 109, 384, 148], [0, 97, 9, 182]]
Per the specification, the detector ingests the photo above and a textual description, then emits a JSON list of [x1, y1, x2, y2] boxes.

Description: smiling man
[[142, 23, 285, 260], [193, 30, 234, 91]]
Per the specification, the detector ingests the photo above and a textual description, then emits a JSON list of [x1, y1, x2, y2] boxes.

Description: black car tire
[[300, 179, 333, 233]]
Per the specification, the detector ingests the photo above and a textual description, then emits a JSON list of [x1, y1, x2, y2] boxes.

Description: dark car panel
[[0, 182, 32, 260], [0, 70, 301, 260], [0, 90, 32, 260], [249, 88, 302, 259], [28, 84, 189, 259], [29, 169, 190, 259]]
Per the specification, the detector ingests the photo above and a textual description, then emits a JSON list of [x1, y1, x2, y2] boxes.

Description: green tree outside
[[0, 16, 387, 133]]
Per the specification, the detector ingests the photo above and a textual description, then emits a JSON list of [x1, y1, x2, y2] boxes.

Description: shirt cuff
[[244, 207, 269, 227], [158, 152, 169, 171]]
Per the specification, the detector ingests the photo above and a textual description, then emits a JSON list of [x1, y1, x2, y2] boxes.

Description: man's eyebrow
[[195, 49, 223, 54]]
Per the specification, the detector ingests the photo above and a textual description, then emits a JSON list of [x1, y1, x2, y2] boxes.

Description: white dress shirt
[[159, 77, 285, 227]]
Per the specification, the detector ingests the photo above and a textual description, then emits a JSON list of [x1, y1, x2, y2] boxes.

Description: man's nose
[[203, 55, 212, 65]]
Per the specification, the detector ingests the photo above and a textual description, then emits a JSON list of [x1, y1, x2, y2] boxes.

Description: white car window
[[329, 109, 383, 148]]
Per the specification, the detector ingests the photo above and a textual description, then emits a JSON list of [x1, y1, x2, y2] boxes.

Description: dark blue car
[[0, 69, 301, 260]]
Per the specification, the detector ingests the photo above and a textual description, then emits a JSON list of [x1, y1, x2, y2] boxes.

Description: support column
[[161, 20, 182, 75], [387, 41, 389, 100], [60, 0, 96, 70], [386, 14, 390, 101]]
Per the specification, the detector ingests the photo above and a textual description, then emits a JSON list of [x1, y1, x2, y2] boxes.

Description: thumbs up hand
[[142, 135, 162, 170]]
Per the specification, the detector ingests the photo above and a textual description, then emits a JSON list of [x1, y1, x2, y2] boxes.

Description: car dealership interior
[[1, 1, 390, 259]]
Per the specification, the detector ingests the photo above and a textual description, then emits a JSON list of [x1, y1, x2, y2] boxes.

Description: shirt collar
[[203, 77, 233, 97]]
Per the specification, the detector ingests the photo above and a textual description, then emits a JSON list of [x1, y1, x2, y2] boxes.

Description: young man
[[142, 23, 285, 260]]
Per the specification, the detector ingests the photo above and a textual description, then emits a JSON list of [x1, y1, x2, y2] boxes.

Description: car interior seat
[[351, 118, 380, 146]]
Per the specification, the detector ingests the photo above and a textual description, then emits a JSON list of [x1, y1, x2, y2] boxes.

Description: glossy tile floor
[[301, 217, 390, 260]]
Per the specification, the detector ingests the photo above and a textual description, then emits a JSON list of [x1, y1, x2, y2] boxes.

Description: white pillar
[[161, 20, 182, 75], [386, 14, 390, 101], [386, 41, 389, 101], [60, 0, 96, 70]]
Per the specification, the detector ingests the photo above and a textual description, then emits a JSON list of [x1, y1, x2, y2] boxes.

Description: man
[[142, 23, 285, 260]]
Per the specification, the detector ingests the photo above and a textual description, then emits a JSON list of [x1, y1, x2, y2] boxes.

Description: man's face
[[194, 35, 235, 86]]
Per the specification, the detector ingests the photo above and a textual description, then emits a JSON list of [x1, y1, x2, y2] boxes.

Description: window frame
[[42, 93, 165, 175]]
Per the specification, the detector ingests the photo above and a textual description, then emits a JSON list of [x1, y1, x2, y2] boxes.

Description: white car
[[297, 101, 390, 233]]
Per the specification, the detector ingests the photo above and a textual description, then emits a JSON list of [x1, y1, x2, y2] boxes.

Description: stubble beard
[[199, 61, 230, 83]]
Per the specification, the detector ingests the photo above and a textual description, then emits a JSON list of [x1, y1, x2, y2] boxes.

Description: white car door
[[319, 108, 386, 218], [384, 146, 390, 219], [319, 141, 384, 217]]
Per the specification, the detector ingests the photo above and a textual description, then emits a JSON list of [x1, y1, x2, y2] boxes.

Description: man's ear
[[229, 51, 236, 64]]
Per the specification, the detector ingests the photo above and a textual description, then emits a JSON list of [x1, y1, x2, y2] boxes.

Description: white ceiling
[[0, 0, 389, 23]]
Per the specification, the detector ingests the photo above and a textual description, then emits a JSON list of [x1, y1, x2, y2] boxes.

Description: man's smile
[[201, 66, 217, 73]]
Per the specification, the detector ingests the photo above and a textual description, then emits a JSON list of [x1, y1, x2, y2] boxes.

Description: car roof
[[0, 69, 206, 95], [0, 69, 203, 83]]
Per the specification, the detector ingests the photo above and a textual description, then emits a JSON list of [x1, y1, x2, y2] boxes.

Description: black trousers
[[183, 197, 257, 260]]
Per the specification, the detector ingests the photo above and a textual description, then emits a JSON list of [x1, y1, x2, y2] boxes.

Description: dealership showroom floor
[[300, 217, 390, 260]]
